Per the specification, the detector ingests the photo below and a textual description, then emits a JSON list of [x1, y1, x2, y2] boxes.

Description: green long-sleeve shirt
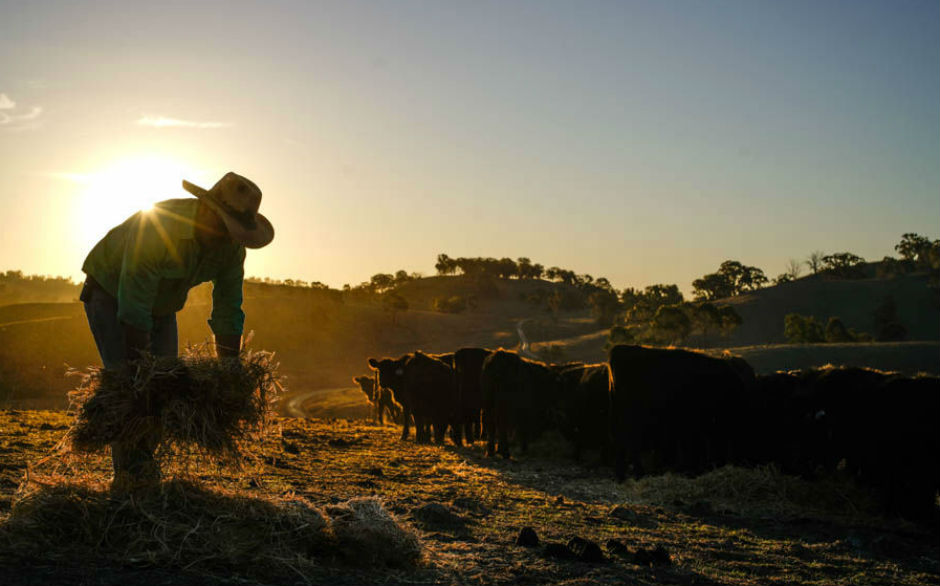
[[81, 198, 246, 336]]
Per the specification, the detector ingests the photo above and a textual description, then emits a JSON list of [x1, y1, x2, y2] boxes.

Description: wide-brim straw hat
[[182, 172, 274, 249]]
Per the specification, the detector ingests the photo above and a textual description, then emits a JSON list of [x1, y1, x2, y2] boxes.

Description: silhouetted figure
[[80, 172, 274, 491]]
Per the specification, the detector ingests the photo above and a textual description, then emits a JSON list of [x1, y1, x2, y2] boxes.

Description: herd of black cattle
[[354, 345, 939, 519]]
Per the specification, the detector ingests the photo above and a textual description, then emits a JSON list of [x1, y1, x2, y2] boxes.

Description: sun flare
[[74, 156, 204, 251]]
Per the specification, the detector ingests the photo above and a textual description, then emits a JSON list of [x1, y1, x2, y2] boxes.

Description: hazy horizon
[[2, 0, 937, 295]]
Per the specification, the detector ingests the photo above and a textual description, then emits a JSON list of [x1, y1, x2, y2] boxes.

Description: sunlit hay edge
[[621, 465, 881, 520], [0, 479, 423, 576], [66, 345, 283, 465]]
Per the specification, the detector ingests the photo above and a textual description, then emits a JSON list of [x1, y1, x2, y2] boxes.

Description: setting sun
[[73, 156, 202, 251]]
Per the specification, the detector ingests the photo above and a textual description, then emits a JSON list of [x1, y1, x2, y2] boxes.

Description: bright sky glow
[[0, 1, 937, 292]]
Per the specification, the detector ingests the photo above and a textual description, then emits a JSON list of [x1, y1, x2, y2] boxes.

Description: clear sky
[[1, 0, 937, 293]]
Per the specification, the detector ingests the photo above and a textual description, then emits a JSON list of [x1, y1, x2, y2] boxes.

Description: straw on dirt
[[0, 479, 422, 579]]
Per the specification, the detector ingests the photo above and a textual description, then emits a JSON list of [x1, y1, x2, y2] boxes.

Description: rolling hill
[[1, 268, 937, 410]]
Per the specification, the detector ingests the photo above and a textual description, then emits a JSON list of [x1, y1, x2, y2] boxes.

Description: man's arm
[[209, 246, 246, 359]]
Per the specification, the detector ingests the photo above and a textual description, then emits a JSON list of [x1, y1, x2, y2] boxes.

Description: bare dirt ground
[[1, 409, 938, 586]]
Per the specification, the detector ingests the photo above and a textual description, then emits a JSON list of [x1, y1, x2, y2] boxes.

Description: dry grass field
[[1, 409, 937, 586]]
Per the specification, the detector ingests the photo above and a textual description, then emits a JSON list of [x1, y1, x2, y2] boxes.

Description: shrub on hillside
[[784, 314, 825, 344], [872, 296, 908, 342], [824, 317, 872, 343], [786, 314, 871, 344], [432, 296, 468, 314]]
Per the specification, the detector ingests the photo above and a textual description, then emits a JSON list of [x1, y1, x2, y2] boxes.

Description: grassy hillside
[[0, 277, 597, 408], [2, 270, 937, 409], [1, 410, 937, 585], [715, 270, 938, 346]]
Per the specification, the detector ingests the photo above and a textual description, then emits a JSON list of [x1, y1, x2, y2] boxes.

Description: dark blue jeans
[[80, 278, 178, 485], [81, 280, 178, 369]]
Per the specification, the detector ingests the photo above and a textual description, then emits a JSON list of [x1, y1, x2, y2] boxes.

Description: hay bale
[[326, 497, 422, 568], [0, 481, 421, 578], [67, 347, 282, 461]]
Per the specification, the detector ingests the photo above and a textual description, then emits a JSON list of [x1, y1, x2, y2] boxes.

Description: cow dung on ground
[[515, 526, 540, 547], [411, 502, 468, 529]]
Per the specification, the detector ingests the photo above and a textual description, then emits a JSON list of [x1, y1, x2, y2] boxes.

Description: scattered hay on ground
[[326, 497, 423, 567], [0, 479, 422, 579], [620, 465, 880, 519], [67, 346, 282, 462]]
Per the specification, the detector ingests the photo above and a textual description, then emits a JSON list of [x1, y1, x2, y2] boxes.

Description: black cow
[[608, 344, 748, 480], [795, 367, 939, 518], [368, 351, 457, 444], [452, 347, 492, 446], [352, 374, 401, 424], [480, 350, 561, 458], [556, 362, 611, 461], [749, 370, 816, 474], [862, 374, 940, 518]]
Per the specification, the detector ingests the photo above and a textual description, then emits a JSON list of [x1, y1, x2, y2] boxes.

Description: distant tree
[[369, 273, 395, 293], [692, 272, 733, 301], [382, 292, 409, 324], [594, 277, 615, 293], [435, 254, 457, 275], [607, 325, 635, 346], [516, 257, 533, 279], [895, 233, 933, 265], [872, 295, 907, 341], [693, 261, 766, 301], [784, 314, 825, 344], [717, 305, 743, 339], [824, 317, 854, 343], [432, 295, 467, 314], [621, 284, 683, 323], [806, 251, 825, 274], [690, 302, 721, 345], [773, 273, 793, 285], [785, 259, 803, 281], [651, 305, 692, 345], [498, 257, 518, 279], [644, 284, 684, 306], [876, 256, 904, 279], [821, 252, 866, 278], [547, 289, 563, 321], [394, 270, 411, 284], [588, 289, 621, 327], [620, 287, 641, 310]]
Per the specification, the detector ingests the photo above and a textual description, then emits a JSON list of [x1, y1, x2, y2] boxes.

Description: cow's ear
[[368, 358, 379, 368]]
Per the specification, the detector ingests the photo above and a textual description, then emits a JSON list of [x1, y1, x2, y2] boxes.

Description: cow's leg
[[484, 408, 496, 457], [497, 410, 510, 459], [400, 406, 411, 440], [416, 416, 430, 444], [615, 447, 627, 482], [449, 418, 462, 446]]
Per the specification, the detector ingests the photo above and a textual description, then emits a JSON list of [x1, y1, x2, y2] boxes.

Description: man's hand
[[215, 334, 241, 359], [123, 324, 150, 361]]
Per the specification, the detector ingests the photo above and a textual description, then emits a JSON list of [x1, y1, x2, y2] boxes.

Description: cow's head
[[367, 355, 408, 400], [352, 375, 376, 401]]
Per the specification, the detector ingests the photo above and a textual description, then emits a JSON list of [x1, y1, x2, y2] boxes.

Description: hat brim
[[182, 180, 274, 249]]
